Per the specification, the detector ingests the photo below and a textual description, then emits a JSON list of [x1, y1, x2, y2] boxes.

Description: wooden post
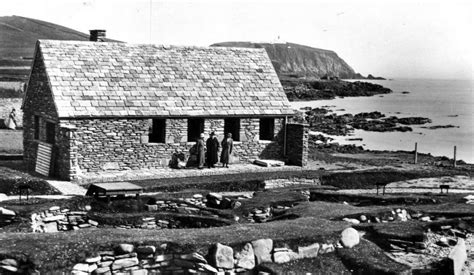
[[453, 146, 457, 167], [414, 142, 418, 164]]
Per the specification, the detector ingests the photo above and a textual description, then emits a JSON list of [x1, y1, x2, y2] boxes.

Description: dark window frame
[[224, 118, 240, 141], [259, 118, 275, 141], [148, 119, 166, 143], [45, 121, 55, 144], [187, 118, 204, 142], [34, 115, 40, 140]]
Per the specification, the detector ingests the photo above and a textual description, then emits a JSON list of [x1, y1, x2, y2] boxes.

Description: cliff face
[[211, 42, 361, 79]]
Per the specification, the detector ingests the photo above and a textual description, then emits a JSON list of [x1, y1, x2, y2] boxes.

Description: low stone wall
[[67, 233, 353, 275]]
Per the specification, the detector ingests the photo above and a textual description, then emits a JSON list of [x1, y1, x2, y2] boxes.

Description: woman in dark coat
[[206, 132, 220, 168], [196, 133, 206, 169], [220, 133, 234, 168]]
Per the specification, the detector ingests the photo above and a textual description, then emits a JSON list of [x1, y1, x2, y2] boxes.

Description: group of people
[[195, 132, 234, 169]]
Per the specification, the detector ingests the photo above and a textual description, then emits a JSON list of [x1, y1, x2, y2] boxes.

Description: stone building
[[22, 39, 306, 181]]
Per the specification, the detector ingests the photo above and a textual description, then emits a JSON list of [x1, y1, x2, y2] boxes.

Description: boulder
[[340, 227, 360, 248], [234, 243, 255, 270], [319, 243, 336, 254], [85, 256, 101, 264], [178, 252, 207, 264], [0, 265, 18, 273], [197, 263, 218, 273], [252, 239, 273, 265], [297, 243, 320, 258], [273, 250, 298, 263], [116, 243, 135, 254], [111, 257, 139, 270], [0, 207, 15, 216], [447, 239, 467, 275], [343, 218, 360, 224], [49, 206, 61, 211], [210, 243, 234, 269], [72, 263, 89, 272], [0, 259, 18, 267], [93, 266, 111, 274], [43, 222, 58, 233]]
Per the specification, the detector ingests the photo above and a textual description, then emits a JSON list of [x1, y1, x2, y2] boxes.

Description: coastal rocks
[[340, 228, 360, 248], [283, 79, 392, 101], [303, 108, 432, 136]]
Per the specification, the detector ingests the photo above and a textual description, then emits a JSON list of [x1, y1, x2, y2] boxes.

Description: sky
[[2, 0, 473, 79]]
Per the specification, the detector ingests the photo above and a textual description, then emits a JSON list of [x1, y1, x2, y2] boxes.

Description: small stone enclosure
[[22, 40, 308, 181]]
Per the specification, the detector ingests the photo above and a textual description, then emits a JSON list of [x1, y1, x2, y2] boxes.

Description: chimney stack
[[89, 30, 106, 42]]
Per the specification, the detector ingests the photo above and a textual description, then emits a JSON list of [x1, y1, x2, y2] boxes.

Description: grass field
[[0, 129, 22, 154]]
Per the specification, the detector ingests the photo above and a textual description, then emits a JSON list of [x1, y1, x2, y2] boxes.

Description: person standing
[[220, 133, 234, 168], [6, 108, 17, 130], [206, 132, 220, 168], [196, 133, 206, 169]]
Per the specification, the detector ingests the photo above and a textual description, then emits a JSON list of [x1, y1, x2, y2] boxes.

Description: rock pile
[[0, 206, 16, 227], [31, 205, 97, 233], [69, 229, 360, 275], [342, 208, 446, 224]]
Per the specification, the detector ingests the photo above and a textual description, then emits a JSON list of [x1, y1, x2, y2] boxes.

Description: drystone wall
[[67, 235, 351, 275], [22, 49, 61, 174]]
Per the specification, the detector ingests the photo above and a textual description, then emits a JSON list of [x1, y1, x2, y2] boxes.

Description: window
[[149, 119, 166, 143], [34, 115, 40, 139], [45, 122, 55, 144], [224, 118, 240, 141], [259, 118, 275, 141], [187, 118, 204, 142]]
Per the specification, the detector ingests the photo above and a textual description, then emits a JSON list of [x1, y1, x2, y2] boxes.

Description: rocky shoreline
[[282, 79, 392, 101], [295, 107, 433, 136]]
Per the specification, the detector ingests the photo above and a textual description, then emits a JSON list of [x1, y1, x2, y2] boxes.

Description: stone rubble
[[0, 206, 16, 227], [30, 205, 97, 233]]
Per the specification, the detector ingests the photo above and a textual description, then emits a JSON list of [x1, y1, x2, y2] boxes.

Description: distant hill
[[211, 41, 365, 79], [0, 16, 115, 81]]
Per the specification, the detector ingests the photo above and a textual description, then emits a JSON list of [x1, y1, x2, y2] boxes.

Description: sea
[[290, 78, 474, 164]]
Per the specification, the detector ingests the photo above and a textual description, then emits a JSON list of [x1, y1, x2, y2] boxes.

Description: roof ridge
[[38, 39, 266, 52]]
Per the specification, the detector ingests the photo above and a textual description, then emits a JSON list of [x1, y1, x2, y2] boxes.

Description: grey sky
[[3, 0, 473, 79]]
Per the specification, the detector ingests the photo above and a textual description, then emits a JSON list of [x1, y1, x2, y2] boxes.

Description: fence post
[[414, 142, 418, 164], [453, 146, 457, 168]]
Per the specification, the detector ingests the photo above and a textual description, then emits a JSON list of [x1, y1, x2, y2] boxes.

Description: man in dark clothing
[[206, 132, 220, 168]]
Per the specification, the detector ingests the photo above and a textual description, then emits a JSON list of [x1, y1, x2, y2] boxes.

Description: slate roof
[[35, 40, 294, 118]]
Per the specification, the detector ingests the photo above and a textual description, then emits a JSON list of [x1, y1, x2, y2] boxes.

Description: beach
[[291, 78, 474, 164]]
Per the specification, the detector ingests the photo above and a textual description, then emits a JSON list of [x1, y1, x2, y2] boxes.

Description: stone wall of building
[[22, 50, 62, 175], [63, 117, 286, 177], [286, 123, 309, 167]]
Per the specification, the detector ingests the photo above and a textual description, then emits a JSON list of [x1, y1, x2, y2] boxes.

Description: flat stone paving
[[77, 163, 310, 185]]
